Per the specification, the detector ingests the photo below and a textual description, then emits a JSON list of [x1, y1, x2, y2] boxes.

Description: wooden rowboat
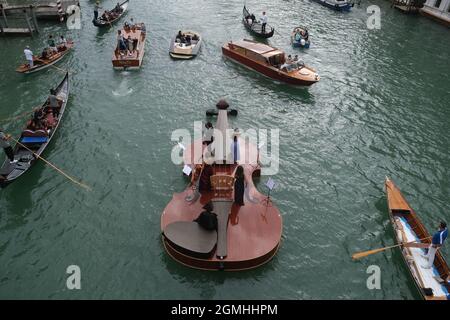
[[112, 22, 146, 70], [169, 30, 202, 59], [16, 42, 74, 74], [161, 100, 283, 271], [92, 0, 129, 27], [242, 6, 274, 39], [0, 73, 70, 188], [385, 177, 450, 300], [222, 39, 319, 86]]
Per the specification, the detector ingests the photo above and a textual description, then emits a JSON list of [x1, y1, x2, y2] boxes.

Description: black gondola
[[92, 0, 129, 27], [242, 6, 274, 39], [0, 73, 70, 188]]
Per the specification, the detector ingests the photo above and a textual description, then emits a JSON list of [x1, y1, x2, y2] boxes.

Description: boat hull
[[311, 0, 354, 11], [222, 45, 318, 86]]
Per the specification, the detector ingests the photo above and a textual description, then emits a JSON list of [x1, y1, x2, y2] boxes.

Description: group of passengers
[[280, 54, 304, 72], [175, 31, 199, 46], [116, 29, 139, 56], [27, 89, 61, 132], [23, 35, 67, 68], [294, 28, 309, 42]]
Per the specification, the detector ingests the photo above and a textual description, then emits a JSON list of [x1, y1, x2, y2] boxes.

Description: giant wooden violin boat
[[385, 177, 450, 300], [222, 39, 319, 86], [161, 100, 283, 271]]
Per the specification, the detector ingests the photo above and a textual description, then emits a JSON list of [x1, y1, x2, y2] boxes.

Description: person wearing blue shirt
[[422, 221, 448, 269]]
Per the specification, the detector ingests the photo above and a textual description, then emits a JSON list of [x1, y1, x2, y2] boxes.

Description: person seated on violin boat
[[194, 202, 218, 231]]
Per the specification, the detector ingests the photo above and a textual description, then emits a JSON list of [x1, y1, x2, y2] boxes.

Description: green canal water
[[0, 0, 449, 299]]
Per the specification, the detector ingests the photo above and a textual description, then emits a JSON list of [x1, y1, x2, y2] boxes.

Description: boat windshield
[[268, 54, 284, 68]]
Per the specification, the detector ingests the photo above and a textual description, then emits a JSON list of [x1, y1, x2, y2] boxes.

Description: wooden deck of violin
[[160, 103, 283, 271]]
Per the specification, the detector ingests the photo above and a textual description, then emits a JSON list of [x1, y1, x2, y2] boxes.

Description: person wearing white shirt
[[24, 46, 34, 67], [260, 12, 268, 34]]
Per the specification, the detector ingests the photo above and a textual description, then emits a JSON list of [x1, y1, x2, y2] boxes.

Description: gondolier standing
[[24, 46, 34, 67], [0, 130, 18, 164], [260, 11, 267, 34], [422, 222, 448, 268], [94, 1, 102, 21]]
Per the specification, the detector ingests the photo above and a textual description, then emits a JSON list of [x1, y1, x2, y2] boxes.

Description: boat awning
[[233, 40, 277, 55], [262, 50, 284, 58]]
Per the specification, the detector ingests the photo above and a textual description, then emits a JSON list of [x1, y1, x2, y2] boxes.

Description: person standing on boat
[[234, 165, 246, 206], [203, 122, 214, 146], [48, 89, 60, 117], [94, 1, 102, 21], [0, 130, 18, 164], [230, 133, 240, 164], [260, 11, 268, 34], [24, 46, 34, 68], [422, 222, 448, 269]]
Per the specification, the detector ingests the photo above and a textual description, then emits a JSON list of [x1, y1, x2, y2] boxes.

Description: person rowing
[[0, 129, 18, 164], [23, 45, 34, 68], [260, 11, 268, 34], [405, 221, 448, 269], [94, 1, 102, 21]]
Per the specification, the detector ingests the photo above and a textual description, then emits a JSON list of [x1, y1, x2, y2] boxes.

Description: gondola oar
[[352, 236, 432, 260], [9, 136, 91, 191]]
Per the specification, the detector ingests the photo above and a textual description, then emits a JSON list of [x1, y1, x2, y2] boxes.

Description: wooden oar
[[352, 236, 431, 260], [8, 136, 91, 191]]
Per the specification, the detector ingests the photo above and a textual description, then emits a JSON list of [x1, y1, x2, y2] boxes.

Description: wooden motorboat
[[310, 0, 354, 11], [92, 0, 129, 27], [385, 177, 450, 300], [291, 27, 310, 48], [169, 30, 202, 59], [112, 22, 146, 70], [161, 100, 283, 271], [0, 73, 69, 188], [16, 41, 74, 74], [242, 6, 274, 39], [222, 39, 319, 86]]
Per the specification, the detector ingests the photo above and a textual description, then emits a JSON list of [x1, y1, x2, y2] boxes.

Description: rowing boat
[[16, 42, 74, 74], [93, 0, 129, 27], [242, 6, 274, 39], [169, 30, 202, 59], [385, 177, 450, 300], [0, 73, 70, 188]]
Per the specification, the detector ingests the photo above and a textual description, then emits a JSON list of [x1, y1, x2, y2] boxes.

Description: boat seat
[[211, 200, 233, 259], [21, 129, 48, 137], [20, 136, 48, 144], [163, 221, 217, 259]]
